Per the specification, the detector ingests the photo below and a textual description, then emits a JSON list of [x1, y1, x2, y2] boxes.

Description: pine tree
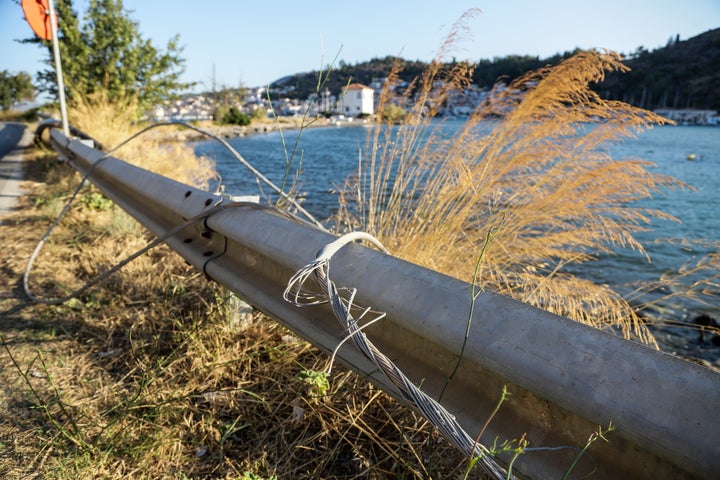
[[26, 0, 191, 111]]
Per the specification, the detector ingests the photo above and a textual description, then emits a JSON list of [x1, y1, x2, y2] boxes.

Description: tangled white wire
[[284, 232, 510, 480]]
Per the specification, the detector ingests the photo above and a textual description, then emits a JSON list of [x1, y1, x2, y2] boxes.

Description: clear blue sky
[[1, 0, 719, 92]]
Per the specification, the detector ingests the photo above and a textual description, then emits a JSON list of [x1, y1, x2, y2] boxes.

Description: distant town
[[151, 77, 720, 127]]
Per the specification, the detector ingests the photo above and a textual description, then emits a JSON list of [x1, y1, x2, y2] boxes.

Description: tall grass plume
[[336, 45, 685, 345]]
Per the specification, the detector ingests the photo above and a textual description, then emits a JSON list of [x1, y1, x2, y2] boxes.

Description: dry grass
[[0, 109, 491, 478], [69, 92, 217, 189], [335, 45, 689, 346]]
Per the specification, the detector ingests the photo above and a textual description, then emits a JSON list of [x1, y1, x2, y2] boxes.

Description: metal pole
[[47, 0, 70, 137]]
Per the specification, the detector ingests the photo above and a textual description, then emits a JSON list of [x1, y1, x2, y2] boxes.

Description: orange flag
[[22, 0, 56, 41]]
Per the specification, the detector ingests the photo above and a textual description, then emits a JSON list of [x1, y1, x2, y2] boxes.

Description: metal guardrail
[[49, 129, 719, 479]]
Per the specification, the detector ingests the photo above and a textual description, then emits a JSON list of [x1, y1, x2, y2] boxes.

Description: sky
[[1, 0, 719, 93]]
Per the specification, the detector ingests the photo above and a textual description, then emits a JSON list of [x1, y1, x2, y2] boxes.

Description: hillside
[[270, 28, 720, 112], [600, 28, 720, 111], [270, 56, 428, 98]]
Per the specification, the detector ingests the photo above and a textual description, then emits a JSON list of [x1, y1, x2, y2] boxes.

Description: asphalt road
[[0, 122, 33, 220]]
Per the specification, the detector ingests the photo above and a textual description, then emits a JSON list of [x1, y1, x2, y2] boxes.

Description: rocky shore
[[155, 116, 371, 144]]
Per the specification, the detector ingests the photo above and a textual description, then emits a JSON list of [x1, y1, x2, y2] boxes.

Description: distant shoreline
[[159, 116, 372, 144]]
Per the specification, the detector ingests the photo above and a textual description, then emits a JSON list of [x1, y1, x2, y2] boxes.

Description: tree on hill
[[597, 28, 720, 111], [472, 50, 581, 87], [24, 0, 191, 111]]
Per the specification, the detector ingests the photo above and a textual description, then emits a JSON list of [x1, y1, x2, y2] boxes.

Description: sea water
[[194, 122, 719, 361]]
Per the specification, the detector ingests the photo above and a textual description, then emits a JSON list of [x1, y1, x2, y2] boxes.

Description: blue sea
[[194, 121, 719, 361]]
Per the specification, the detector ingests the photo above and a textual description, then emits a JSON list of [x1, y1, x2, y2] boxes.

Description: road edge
[[0, 123, 34, 221]]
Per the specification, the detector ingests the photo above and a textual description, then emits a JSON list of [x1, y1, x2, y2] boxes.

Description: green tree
[[28, 0, 191, 111], [0, 70, 35, 111], [217, 106, 250, 126], [380, 103, 406, 124]]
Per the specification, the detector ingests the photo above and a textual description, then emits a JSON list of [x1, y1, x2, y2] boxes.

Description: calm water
[[195, 122, 719, 360], [197, 124, 374, 219]]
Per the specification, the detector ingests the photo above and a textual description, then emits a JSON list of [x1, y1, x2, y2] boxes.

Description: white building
[[340, 83, 374, 116]]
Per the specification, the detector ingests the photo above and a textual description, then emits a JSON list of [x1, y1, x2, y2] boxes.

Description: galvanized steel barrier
[[49, 129, 719, 479]]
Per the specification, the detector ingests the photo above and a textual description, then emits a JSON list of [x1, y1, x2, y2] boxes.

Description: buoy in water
[[687, 153, 697, 161]]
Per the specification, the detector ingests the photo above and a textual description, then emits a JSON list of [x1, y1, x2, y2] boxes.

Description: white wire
[[284, 232, 510, 479]]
